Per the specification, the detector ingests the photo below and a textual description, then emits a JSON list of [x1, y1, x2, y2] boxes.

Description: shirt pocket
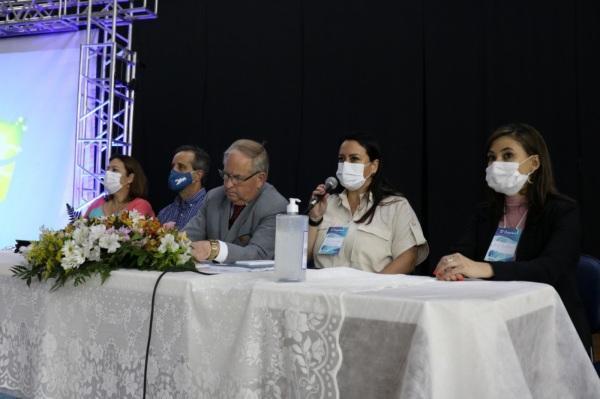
[[236, 228, 253, 246], [350, 223, 393, 272]]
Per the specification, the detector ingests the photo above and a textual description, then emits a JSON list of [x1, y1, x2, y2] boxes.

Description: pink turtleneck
[[502, 194, 528, 230]]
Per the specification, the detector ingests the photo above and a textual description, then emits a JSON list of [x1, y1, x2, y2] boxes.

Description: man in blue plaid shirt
[[158, 145, 210, 230]]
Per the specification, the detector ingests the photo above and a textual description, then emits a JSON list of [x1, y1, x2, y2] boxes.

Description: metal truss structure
[[0, 0, 158, 207]]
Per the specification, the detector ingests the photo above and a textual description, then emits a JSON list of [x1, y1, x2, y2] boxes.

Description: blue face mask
[[168, 169, 194, 192]]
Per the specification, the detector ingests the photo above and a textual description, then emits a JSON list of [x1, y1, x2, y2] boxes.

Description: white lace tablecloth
[[0, 251, 598, 399]]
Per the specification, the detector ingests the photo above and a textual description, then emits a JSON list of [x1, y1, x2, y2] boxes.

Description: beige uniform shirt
[[312, 192, 429, 272]]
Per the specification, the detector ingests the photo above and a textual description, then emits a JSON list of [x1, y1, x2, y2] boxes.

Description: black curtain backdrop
[[132, 0, 600, 273]]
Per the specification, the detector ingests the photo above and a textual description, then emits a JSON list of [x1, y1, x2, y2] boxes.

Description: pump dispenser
[[274, 198, 308, 282], [286, 198, 300, 214]]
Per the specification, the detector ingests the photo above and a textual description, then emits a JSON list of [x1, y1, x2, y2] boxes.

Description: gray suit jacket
[[183, 182, 288, 262]]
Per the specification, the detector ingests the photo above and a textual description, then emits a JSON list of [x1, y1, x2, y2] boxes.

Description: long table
[[1, 251, 598, 398]]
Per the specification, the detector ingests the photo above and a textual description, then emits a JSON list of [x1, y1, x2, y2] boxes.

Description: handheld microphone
[[306, 177, 338, 213]]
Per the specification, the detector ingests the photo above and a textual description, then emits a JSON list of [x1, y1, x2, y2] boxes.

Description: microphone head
[[324, 176, 338, 191]]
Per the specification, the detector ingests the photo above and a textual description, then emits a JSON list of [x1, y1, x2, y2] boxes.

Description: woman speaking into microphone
[[307, 133, 429, 274]]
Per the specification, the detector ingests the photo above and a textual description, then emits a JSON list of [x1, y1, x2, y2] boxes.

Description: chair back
[[577, 255, 600, 333]]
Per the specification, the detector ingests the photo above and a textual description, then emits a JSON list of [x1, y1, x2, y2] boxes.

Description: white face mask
[[104, 170, 123, 194], [336, 162, 367, 191], [485, 158, 532, 196]]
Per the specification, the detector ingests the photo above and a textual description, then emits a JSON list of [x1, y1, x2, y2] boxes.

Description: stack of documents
[[196, 260, 274, 274]]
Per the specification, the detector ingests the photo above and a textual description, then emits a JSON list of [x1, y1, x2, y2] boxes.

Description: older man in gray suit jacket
[[184, 139, 287, 262]]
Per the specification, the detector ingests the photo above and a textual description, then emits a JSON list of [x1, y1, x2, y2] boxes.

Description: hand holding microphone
[[306, 176, 338, 220]]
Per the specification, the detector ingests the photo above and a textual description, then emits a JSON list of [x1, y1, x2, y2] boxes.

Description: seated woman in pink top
[[84, 154, 155, 219]]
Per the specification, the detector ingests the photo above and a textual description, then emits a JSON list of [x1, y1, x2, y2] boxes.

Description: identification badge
[[484, 227, 522, 262], [318, 227, 349, 256]]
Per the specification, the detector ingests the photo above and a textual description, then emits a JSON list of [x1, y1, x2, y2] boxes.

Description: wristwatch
[[207, 240, 220, 261]]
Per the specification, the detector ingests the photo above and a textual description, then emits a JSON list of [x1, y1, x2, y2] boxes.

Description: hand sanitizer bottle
[[275, 198, 308, 282]]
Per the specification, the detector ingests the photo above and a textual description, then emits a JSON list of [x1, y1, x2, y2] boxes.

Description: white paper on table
[[195, 262, 274, 274], [234, 260, 274, 267]]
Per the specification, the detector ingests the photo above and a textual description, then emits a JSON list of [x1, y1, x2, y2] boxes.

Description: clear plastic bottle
[[275, 198, 307, 282]]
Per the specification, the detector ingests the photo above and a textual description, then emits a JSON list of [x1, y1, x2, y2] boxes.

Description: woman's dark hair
[[339, 132, 403, 224], [485, 123, 559, 216], [107, 154, 149, 201]]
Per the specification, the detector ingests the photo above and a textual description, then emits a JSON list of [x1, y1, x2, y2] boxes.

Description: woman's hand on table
[[434, 253, 494, 281]]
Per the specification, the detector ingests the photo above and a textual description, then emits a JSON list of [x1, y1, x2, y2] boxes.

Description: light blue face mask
[[168, 169, 193, 192]]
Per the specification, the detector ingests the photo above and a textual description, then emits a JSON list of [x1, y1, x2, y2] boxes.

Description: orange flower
[[145, 237, 159, 251], [140, 218, 161, 237], [119, 212, 132, 226]]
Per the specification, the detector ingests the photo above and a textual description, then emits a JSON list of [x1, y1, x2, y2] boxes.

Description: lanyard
[[503, 209, 528, 231]]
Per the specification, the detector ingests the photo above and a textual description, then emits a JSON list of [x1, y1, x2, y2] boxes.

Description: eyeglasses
[[218, 169, 261, 185]]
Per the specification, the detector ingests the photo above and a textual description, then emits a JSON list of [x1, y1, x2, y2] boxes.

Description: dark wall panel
[[299, 0, 424, 213], [577, 0, 600, 258], [422, 0, 487, 265], [132, 0, 600, 269]]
